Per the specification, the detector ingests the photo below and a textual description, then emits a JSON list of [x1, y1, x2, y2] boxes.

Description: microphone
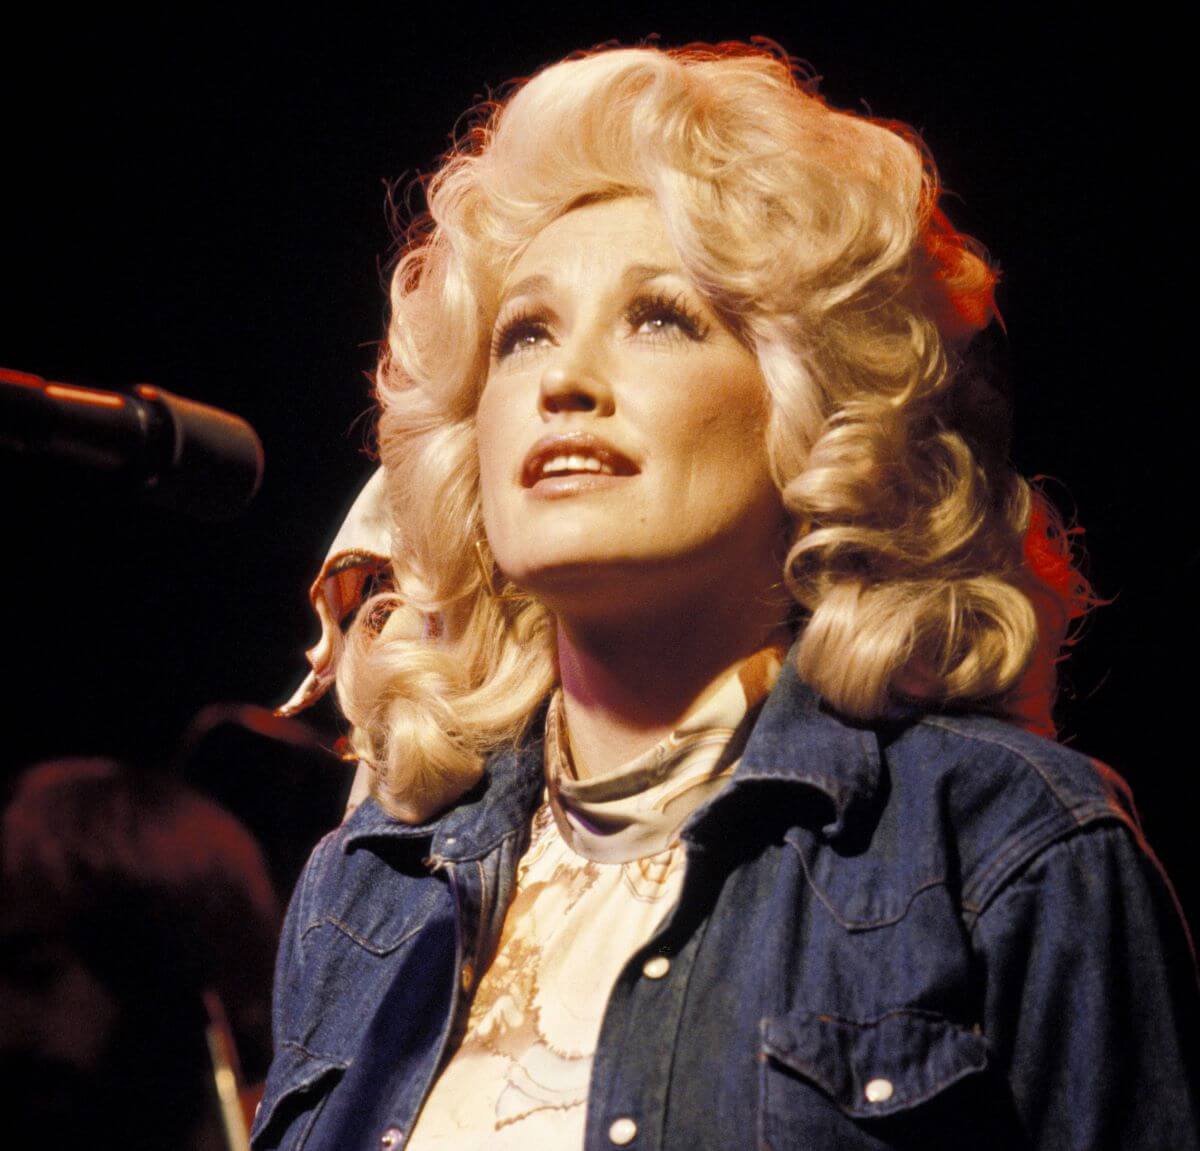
[[1, 368, 264, 520]]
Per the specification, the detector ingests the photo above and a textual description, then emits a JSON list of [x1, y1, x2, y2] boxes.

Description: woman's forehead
[[497, 196, 675, 303]]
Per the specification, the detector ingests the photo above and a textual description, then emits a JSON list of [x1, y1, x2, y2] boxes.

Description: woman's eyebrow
[[496, 263, 684, 310], [497, 272, 552, 307], [621, 262, 682, 284]]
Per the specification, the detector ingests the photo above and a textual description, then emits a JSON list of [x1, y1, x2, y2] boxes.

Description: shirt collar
[[542, 645, 788, 863], [342, 640, 883, 857]]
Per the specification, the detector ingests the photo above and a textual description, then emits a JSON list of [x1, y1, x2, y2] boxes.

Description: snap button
[[864, 1077, 894, 1103], [608, 1116, 638, 1144], [461, 960, 475, 991], [641, 955, 670, 979], [380, 1127, 404, 1148]]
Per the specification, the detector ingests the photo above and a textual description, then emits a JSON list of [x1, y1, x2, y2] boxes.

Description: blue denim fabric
[[251, 653, 1199, 1150]]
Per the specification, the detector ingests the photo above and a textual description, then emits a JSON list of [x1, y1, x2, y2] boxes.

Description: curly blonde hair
[[337, 40, 1094, 823]]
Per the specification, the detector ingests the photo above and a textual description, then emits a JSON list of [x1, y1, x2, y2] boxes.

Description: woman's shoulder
[[288, 796, 444, 926], [895, 709, 1135, 825], [871, 710, 1145, 917]]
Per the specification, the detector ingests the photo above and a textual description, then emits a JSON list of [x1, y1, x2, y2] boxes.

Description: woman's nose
[[537, 342, 615, 418]]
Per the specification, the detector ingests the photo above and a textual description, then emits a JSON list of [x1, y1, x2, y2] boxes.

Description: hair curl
[[337, 40, 1096, 823]]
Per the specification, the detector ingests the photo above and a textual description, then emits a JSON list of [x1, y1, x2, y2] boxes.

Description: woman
[[256, 42, 1198, 1150]]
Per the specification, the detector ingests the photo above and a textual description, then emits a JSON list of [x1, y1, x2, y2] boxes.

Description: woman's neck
[[554, 597, 792, 781]]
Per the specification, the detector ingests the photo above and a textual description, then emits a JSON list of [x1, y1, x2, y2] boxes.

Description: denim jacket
[[251, 655, 1199, 1150]]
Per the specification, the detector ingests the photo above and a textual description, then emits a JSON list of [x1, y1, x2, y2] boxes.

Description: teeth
[[539, 453, 614, 478]]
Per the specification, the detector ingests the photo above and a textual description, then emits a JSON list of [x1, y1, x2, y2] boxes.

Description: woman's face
[[476, 196, 785, 619]]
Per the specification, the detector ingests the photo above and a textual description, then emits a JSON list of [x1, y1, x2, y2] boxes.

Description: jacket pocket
[[758, 1009, 996, 1149], [251, 1041, 348, 1151]]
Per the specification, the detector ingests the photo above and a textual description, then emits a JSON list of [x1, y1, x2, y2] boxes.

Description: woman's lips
[[521, 432, 639, 489], [526, 471, 633, 500]]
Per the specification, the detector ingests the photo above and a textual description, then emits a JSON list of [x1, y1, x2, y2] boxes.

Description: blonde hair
[[337, 40, 1094, 822]]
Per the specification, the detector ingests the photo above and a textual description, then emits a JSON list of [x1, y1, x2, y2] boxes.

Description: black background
[[4, 8, 1194, 927]]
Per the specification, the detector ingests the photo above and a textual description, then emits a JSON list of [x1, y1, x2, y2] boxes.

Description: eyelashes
[[626, 290, 710, 342], [490, 289, 711, 361], [490, 308, 545, 361]]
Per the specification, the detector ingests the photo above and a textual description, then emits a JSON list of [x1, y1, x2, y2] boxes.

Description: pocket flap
[[252, 1041, 349, 1143], [760, 1009, 987, 1119]]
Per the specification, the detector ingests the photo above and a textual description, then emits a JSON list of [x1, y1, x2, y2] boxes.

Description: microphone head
[[0, 369, 265, 520], [136, 386, 265, 521]]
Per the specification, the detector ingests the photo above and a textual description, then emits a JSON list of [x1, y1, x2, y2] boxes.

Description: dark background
[[4, 9, 1194, 925]]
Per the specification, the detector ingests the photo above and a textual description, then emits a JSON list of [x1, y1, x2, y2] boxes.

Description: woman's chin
[[507, 556, 715, 624]]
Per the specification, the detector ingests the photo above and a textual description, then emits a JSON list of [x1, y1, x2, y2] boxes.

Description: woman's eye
[[627, 292, 708, 341], [491, 292, 708, 360], [635, 311, 680, 334], [491, 317, 551, 360]]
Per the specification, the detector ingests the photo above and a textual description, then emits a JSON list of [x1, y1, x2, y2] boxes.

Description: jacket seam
[[472, 856, 489, 970], [961, 808, 1085, 914], [788, 836, 948, 931], [294, 828, 340, 966], [966, 806, 1128, 918], [301, 916, 429, 956], [277, 1038, 351, 1067], [775, 1005, 979, 1029], [966, 817, 1129, 926], [918, 716, 1095, 817], [656, 882, 714, 1145], [348, 825, 526, 864], [917, 717, 1136, 917], [440, 831, 523, 863]]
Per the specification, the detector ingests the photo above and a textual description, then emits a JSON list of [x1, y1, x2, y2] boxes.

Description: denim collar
[[340, 714, 549, 862], [342, 643, 882, 859], [680, 649, 883, 843]]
